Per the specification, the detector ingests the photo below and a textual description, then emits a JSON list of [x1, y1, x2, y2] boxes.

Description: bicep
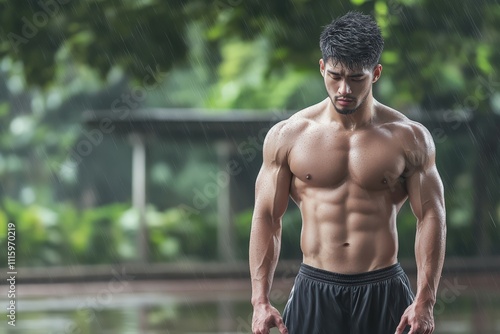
[[253, 124, 293, 222], [403, 121, 445, 222], [406, 165, 445, 222], [254, 160, 292, 222]]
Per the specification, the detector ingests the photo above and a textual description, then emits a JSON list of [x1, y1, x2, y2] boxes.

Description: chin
[[334, 106, 357, 115]]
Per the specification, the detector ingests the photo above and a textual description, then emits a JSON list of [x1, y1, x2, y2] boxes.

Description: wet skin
[[249, 60, 446, 334]]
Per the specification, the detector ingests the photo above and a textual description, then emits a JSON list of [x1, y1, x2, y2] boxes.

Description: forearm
[[414, 215, 446, 305], [249, 216, 282, 306]]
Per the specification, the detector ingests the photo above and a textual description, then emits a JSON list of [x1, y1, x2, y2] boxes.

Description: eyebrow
[[327, 70, 365, 77]]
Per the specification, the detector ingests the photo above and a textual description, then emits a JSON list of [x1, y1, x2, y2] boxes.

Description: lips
[[336, 97, 354, 106]]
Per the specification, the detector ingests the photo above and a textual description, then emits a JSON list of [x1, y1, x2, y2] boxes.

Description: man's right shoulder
[[267, 104, 317, 141], [263, 106, 314, 162]]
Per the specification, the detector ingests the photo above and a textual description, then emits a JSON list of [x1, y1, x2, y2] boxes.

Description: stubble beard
[[332, 90, 370, 115], [334, 104, 357, 115]]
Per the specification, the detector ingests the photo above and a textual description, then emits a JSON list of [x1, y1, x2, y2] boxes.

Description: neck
[[328, 94, 376, 130]]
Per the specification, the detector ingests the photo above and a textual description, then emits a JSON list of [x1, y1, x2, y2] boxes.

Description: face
[[319, 59, 382, 115]]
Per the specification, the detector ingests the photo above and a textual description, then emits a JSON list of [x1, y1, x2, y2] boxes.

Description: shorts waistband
[[299, 262, 405, 286]]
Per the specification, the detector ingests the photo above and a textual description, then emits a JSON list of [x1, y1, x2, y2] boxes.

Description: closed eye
[[326, 71, 365, 82]]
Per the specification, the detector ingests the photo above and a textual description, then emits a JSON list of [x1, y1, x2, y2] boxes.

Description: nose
[[337, 79, 351, 96]]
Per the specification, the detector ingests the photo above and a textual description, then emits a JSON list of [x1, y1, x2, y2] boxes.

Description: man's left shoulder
[[377, 104, 436, 171], [377, 104, 434, 149]]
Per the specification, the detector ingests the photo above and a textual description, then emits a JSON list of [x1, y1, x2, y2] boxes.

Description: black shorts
[[282, 263, 414, 334]]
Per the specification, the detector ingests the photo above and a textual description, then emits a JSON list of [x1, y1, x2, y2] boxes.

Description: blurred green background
[[0, 0, 499, 268]]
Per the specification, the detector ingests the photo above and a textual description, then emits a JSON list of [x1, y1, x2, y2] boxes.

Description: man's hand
[[252, 303, 288, 334], [395, 301, 435, 334]]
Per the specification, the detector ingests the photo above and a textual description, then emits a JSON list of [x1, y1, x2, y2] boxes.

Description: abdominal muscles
[[297, 184, 400, 274]]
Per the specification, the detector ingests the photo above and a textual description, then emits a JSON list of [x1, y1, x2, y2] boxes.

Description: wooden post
[[129, 133, 149, 262], [215, 140, 236, 262]]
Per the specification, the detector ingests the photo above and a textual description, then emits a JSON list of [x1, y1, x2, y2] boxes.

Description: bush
[[0, 199, 219, 267]]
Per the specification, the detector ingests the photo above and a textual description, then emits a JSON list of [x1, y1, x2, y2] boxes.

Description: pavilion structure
[[84, 108, 289, 262]]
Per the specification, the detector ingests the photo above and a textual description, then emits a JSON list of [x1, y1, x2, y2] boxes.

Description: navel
[[342, 242, 350, 247], [382, 178, 387, 184], [306, 173, 312, 180]]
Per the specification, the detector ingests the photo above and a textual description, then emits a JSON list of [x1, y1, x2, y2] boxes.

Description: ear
[[319, 59, 325, 77], [372, 64, 383, 83]]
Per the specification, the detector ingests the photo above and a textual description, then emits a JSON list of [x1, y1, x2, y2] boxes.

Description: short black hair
[[319, 11, 384, 70]]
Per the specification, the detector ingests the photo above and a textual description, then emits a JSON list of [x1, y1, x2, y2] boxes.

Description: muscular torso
[[286, 100, 415, 273]]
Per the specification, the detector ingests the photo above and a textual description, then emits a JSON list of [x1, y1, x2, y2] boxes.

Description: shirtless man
[[249, 12, 446, 334]]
